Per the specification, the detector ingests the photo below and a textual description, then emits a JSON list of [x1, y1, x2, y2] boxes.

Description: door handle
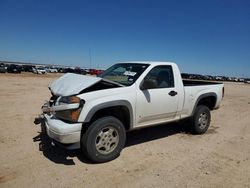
[[169, 90, 178, 96]]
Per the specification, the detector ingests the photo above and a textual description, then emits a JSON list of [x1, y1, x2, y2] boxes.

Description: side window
[[144, 65, 174, 88]]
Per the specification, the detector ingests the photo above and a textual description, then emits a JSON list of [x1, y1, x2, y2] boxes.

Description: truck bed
[[181, 79, 224, 119], [183, 79, 222, 86]]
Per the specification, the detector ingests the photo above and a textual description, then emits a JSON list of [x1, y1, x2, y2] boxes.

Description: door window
[[144, 66, 174, 88]]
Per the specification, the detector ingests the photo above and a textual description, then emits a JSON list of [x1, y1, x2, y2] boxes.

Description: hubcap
[[95, 126, 119, 155], [198, 112, 208, 129]]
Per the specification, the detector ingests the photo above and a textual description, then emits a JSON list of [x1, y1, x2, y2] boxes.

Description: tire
[[81, 116, 126, 163], [189, 105, 211, 134]]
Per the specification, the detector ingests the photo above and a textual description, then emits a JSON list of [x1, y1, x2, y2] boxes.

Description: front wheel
[[189, 105, 211, 134], [81, 116, 126, 163]]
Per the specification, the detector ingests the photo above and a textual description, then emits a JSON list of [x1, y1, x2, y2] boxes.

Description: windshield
[[99, 63, 149, 86]]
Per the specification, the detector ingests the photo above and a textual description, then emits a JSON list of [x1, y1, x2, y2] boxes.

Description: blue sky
[[0, 0, 250, 77]]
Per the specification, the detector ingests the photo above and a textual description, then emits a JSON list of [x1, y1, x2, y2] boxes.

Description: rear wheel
[[189, 105, 211, 134], [81, 116, 126, 163]]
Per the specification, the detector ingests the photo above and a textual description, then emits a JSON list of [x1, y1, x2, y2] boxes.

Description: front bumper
[[43, 114, 82, 145]]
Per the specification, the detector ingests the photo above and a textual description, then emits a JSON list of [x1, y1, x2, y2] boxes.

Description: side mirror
[[140, 79, 158, 90]]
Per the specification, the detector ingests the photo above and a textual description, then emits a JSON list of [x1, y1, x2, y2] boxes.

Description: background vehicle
[[89, 69, 103, 75], [0, 63, 7, 73], [46, 67, 58, 73], [23, 65, 35, 72], [39, 61, 224, 163], [33, 67, 46, 74], [244, 79, 250, 84], [7, 64, 21, 73], [50, 68, 58, 73]]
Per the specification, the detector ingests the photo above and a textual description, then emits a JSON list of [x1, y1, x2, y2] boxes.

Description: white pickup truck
[[39, 61, 224, 163]]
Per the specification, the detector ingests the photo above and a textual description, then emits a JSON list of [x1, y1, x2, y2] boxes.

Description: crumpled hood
[[49, 73, 102, 96]]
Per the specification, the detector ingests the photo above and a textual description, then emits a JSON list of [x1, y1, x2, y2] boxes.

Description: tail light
[[222, 87, 225, 98]]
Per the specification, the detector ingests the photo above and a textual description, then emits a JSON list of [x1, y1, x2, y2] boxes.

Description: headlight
[[55, 108, 82, 122], [56, 96, 84, 122], [59, 96, 80, 104]]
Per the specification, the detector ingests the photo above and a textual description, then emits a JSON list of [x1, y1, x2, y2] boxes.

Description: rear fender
[[191, 92, 217, 116]]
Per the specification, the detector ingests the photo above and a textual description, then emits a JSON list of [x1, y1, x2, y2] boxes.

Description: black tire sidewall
[[81, 116, 126, 163], [191, 105, 211, 134]]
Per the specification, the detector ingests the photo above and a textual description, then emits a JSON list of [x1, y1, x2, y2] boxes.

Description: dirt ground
[[0, 72, 250, 188]]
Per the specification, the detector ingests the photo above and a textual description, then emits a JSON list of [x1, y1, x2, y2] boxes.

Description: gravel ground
[[0, 73, 250, 188]]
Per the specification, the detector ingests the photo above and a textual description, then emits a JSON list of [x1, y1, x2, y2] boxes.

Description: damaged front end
[[42, 95, 85, 122], [36, 94, 84, 150], [35, 73, 123, 149]]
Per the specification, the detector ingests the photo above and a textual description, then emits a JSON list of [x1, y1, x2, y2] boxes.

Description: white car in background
[[33, 67, 46, 74], [49, 68, 58, 73], [46, 67, 58, 73]]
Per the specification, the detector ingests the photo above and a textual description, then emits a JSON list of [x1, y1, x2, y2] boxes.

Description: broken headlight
[[56, 96, 85, 122], [59, 96, 81, 104]]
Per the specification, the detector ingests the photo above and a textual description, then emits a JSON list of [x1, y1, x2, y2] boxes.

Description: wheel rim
[[198, 112, 208, 129], [95, 126, 119, 155]]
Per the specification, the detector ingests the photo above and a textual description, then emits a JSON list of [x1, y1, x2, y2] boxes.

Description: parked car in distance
[[23, 65, 35, 72], [46, 67, 58, 73], [244, 79, 250, 84], [7, 64, 21, 73], [0, 63, 7, 73], [33, 67, 46, 74], [90, 69, 104, 75], [50, 68, 58, 73], [74, 67, 87, 75]]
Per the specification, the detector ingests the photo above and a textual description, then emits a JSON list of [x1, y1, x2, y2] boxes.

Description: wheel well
[[89, 106, 131, 131], [197, 96, 216, 110]]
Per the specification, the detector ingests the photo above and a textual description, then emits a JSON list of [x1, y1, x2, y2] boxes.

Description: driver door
[[135, 65, 179, 127]]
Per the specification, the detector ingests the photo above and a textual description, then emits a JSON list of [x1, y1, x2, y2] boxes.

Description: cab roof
[[119, 61, 176, 66]]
